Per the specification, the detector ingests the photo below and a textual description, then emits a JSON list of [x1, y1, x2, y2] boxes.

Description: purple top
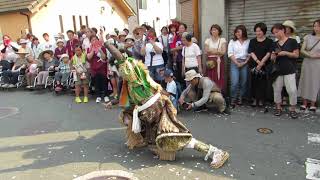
[[54, 47, 67, 60]]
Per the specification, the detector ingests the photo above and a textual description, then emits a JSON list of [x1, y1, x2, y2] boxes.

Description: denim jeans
[[230, 62, 248, 100], [148, 64, 165, 82], [2, 70, 20, 84]]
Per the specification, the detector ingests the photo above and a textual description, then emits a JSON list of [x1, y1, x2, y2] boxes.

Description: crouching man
[[179, 69, 229, 114]]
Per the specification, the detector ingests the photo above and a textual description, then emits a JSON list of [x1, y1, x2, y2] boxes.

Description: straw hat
[[59, 54, 69, 61], [283, 20, 297, 32], [15, 48, 29, 55], [133, 26, 144, 34], [125, 34, 135, 42], [56, 39, 64, 45], [39, 50, 54, 59], [184, 69, 202, 81], [19, 39, 28, 44], [119, 31, 127, 37]]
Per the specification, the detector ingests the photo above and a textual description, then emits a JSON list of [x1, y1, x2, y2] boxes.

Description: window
[[59, 15, 64, 33], [139, 0, 147, 9], [72, 15, 77, 32]]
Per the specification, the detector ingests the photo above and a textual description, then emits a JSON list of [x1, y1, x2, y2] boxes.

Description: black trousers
[[93, 73, 107, 98]]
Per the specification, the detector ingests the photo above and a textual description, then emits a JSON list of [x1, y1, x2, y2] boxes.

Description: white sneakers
[[96, 97, 102, 103], [1, 84, 15, 88], [104, 96, 110, 103], [96, 96, 110, 103]]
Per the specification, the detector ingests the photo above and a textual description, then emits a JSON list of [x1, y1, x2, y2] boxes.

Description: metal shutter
[[227, 0, 320, 40], [180, 0, 193, 33]]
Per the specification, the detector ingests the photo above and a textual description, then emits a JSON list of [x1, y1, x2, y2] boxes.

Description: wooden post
[[72, 15, 77, 32], [192, 0, 199, 41], [59, 15, 64, 33]]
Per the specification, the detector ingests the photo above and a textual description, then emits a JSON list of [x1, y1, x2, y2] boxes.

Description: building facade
[[0, 0, 135, 41], [177, 0, 320, 48], [137, 0, 177, 35]]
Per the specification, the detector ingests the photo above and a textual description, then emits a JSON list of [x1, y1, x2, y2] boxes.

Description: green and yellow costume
[[114, 55, 229, 168]]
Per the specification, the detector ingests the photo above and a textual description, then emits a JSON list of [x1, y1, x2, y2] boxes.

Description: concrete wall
[[30, 0, 127, 43], [200, 0, 226, 48], [0, 12, 29, 40]]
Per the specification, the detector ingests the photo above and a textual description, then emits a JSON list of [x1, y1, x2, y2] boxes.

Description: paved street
[[0, 90, 319, 180]]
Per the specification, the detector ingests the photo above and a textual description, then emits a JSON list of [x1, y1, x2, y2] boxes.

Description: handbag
[[267, 42, 284, 82], [206, 38, 221, 70]]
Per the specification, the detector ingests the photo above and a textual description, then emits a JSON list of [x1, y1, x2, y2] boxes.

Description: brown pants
[[186, 90, 226, 112]]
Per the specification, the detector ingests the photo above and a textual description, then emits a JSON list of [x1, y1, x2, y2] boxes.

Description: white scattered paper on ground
[[306, 158, 320, 180], [308, 133, 320, 144]]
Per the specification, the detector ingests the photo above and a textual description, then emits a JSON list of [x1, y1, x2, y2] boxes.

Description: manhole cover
[[74, 170, 138, 180], [257, 128, 273, 134], [0, 107, 19, 120]]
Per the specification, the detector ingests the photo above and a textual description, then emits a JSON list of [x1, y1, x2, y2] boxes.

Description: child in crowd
[[26, 57, 40, 89], [168, 23, 179, 62], [72, 45, 89, 103], [54, 54, 71, 92], [37, 50, 59, 87], [162, 69, 178, 109]]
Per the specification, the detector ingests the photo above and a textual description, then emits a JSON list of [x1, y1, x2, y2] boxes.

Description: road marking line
[[308, 133, 320, 144], [306, 158, 320, 180]]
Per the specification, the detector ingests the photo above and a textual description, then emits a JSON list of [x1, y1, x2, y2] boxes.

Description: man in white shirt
[[40, 33, 56, 52]]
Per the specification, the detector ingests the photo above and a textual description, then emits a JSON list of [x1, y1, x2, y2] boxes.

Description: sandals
[[274, 109, 282, 116], [289, 111, 298, 119], [300, 105, 307, 111], [309, 106, 317, 113], [210, 151, 230, 169]]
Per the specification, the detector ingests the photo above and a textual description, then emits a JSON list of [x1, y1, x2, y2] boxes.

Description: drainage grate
[[257, 128, 273, 134], [74, 170, 138, 180]]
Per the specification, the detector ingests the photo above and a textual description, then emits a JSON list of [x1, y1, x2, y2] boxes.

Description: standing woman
[[248, 23, 273, 107], [141, 28, 165, 82], [228, 25, 250, 106], [181, 32, 202, 76], [87, 35, 109, 103], [0, 35, 19, 70], [171, 23, 187, 85], [158, 26, 170, 68], [270, 24, 299, 119], [204, 24, 227, 92], [298, 19, 320, 112]]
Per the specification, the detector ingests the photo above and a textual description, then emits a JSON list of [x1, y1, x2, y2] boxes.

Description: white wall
[[200, 0, 226, 47], [31, 0, 126, 42], [138, 0, 176, 35]]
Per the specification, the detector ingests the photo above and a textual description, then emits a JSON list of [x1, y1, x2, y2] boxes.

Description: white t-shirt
[[182, 43, 202, 68], [166, 80, 177, 101], [227, 39, 250, 59], [144, 42, 164, 67], [40, 41, 56, 52]]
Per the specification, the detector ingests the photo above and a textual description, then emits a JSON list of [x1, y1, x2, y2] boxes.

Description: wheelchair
[[0, 68, 27, 89], [32, 69, 55, 89]]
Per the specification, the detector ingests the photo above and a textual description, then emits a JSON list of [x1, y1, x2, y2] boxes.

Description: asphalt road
[[0, 90, 319, 180]]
